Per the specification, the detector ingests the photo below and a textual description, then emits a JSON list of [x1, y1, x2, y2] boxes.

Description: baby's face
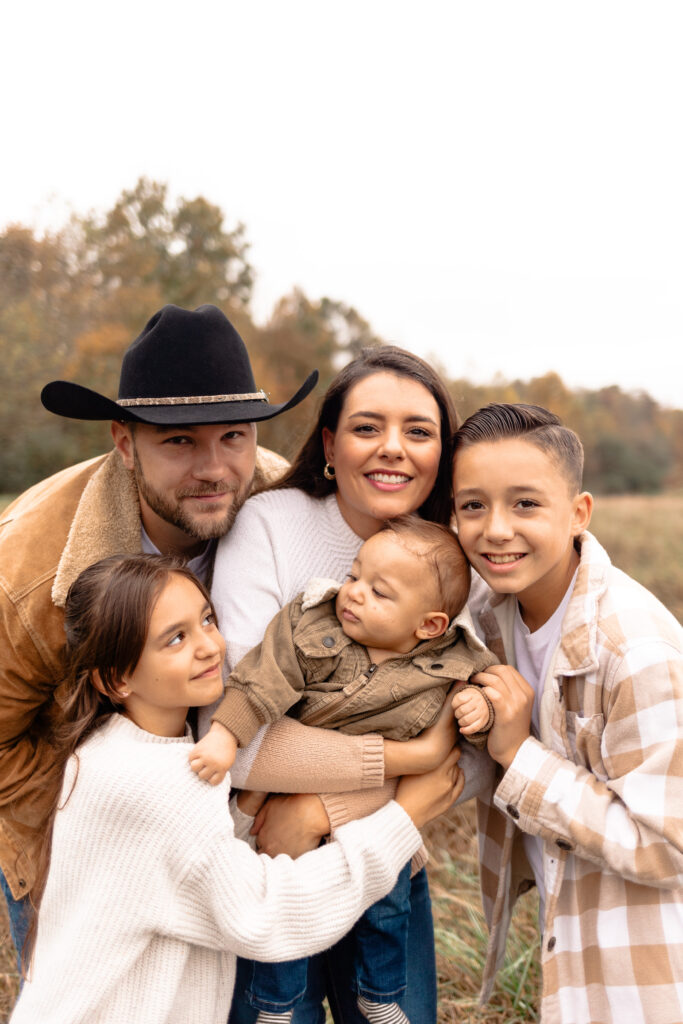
[[336, 531, 441, 654]]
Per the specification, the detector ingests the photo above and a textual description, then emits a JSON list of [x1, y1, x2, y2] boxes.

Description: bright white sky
[[3, 1, 682, 407]]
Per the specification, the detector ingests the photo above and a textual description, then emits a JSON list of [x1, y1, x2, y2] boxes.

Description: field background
[[1, 491, 681, 1021]]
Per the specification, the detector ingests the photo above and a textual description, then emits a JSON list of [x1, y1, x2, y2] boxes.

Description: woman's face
[[322, 371, 442, 539]]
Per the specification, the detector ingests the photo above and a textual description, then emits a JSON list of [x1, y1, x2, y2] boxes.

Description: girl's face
[[322, 372, 442, 539], [118, 574, 226, 737]]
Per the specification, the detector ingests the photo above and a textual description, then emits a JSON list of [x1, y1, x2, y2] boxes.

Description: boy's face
[[336, 532, 444, 654], [453, 438, 592, 627]]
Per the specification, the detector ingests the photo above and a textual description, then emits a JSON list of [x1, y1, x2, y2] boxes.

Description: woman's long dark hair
[[25, 554, 213, 973], [270, 345, 459, 525]]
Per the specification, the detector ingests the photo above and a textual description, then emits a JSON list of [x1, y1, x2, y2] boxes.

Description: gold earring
[[323, 463, 336, 481]]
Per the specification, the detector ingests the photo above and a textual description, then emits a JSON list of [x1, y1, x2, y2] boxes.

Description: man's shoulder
[[1, 455, 109, 525], [253, 446, 288, 489], [0, 454, 110, 567], [0, 453, 116, 609]]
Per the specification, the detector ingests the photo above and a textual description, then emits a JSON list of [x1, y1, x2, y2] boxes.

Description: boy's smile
[[453, 438, 592, 631]]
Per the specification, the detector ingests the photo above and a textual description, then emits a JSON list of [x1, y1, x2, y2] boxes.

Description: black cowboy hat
[[41, 304, 318, 425]]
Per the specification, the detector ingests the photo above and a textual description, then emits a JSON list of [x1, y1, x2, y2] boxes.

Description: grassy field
[[0, 492, 681, 1021]]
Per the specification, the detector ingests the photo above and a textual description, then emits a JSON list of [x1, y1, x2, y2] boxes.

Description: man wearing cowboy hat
[[0, 304, 318, 961]]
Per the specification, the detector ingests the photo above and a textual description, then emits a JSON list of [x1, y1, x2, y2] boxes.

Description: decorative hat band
[[116, 390, 269, 408]]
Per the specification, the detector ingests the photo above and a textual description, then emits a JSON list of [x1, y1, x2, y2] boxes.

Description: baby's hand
[[189, 722, 238, 786], [452, 686, 492, 735]]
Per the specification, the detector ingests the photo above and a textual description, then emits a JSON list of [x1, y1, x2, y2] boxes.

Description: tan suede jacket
[[0, 446, 286, 897], [214, 581, 497, 749]]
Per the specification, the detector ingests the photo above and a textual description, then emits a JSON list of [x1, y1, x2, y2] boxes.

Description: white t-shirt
[[141, 527, 215, 584], [512, 570, 578, 920]]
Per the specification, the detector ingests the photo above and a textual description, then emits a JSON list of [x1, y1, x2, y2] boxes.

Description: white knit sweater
[[11, 715, 421, 1024], [211, 489, 362, 671]]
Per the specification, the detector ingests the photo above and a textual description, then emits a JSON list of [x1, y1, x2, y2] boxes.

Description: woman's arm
[[239, 683, 459, 792]]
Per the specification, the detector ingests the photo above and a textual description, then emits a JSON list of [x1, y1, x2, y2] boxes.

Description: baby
[[192, 515, 496, 1024]]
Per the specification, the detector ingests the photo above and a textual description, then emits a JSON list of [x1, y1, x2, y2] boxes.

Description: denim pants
[[228, 866, 436, 1023], [0, 869, 31, 974]]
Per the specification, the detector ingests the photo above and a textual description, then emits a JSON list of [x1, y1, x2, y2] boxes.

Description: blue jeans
[[228, 867, 436, 1023], [0, 869, 31, 974]]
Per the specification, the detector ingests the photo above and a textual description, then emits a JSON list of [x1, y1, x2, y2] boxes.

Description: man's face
[[111, 421, 257, 555]]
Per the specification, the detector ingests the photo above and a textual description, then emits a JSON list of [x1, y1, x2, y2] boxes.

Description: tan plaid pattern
[[472, 533, 683, 1023]]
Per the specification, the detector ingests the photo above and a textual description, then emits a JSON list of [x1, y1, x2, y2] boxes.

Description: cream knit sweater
[[11, 715, 421, 1024]]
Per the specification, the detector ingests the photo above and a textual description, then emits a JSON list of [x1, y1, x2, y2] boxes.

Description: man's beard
[[133, 448, 251, 541]]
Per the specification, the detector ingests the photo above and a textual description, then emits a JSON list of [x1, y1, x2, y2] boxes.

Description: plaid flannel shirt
[[472, 532, 683, 1023]]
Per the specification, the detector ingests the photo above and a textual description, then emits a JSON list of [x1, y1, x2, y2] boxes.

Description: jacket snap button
[[431, 663, 444, 670], [555, 838, 572, 851], [506, 804, 520, 820], [18, 879, 26, 888], [322, 636, 335, 648], [547, 936, 556, 952]]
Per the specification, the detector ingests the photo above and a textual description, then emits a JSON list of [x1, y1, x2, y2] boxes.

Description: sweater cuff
[[212, 689, 265, 748], [322, 793, 353, 833], [360, 733, 385, 788]]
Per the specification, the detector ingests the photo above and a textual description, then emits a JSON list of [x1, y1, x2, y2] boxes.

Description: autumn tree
[[246, 289, 384, 458]]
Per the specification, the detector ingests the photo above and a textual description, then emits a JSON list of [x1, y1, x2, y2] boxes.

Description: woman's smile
[[365, 470, 413, 490]]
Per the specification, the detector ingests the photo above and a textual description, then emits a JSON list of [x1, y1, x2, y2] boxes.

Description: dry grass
[[590, 492, 683, 622], [424, 807, 540, 1023], [0, 902, 17, 1022], [0, 492, 680, 1020]]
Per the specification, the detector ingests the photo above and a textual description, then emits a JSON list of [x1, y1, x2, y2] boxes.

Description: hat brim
[[41, 371, 319, 425]]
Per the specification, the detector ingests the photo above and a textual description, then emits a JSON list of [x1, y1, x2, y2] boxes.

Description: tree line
[[2, 177, 681, 496]]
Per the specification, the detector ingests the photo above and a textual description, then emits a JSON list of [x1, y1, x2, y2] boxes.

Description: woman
[[209, 346, 462, 1024]]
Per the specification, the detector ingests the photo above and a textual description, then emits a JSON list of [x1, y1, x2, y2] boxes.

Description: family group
[[1, 303, 681, 1024]]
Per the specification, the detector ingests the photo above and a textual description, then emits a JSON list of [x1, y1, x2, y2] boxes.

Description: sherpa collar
[[52, 451, 141, 607]]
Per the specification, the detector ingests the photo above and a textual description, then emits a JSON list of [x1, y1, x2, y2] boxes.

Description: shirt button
[[506, 804, 520, 820], [547, 936, 556, 952], [322, 636, 335, 648]]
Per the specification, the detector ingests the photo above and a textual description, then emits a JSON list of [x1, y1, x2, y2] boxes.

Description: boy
[[191, 516, 496, 1024], [452, 402, 683, 1024]]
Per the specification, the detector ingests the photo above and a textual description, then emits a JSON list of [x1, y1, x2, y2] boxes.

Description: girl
[[11, 553, 461, 1024]]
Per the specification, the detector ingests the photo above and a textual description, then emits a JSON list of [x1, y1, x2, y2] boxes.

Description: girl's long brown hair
[[25, 554, 213, 972]]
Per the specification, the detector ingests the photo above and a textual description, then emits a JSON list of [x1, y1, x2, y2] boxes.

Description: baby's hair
[[379, 515, 470, 620], [453, 402, 584, 493]]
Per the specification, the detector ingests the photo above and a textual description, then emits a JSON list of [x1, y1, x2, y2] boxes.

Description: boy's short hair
[[380, 515, 470, 621], [453, 403, 584, 493]]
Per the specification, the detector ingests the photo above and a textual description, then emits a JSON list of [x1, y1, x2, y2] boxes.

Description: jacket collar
[[52, 451, 142, 607]]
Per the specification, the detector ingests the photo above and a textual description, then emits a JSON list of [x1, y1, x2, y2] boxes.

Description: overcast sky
[[3, 1, 681, 407]]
